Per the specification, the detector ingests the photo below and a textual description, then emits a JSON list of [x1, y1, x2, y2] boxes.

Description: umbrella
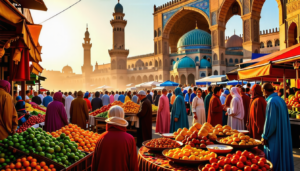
[[136, 81, 162, 88], [126, 87, 137, 91], [157, 80, 179, 87], [96, 85, 112, 90], [195, 75, 226, 85], [227, 80, 247, 86], [39, 88, 48, 92]]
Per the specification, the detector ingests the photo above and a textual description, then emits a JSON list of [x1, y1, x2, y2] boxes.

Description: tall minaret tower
[[82, 24, 93, 91], [108, 0, 129, 90]]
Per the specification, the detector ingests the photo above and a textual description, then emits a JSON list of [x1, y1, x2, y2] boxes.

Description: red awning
[[270, 45, 300, 63]]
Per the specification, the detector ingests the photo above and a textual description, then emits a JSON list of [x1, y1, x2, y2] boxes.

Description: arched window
[[213, 54, 217, 60], [240, 58, 243, 63], [201, 73, 206, 77], [225, 58, 228, 64], [275, 39, 280, 46], [170, 59, 175, 65], [222, 71, 225, 75], [267, 41, 272, 47], [155, 60, 158, 67], [117, 28, 119, 31], [221, 53, 224, 61], [195, 56, 199, 62], [145, 62, 148, 66], [260, 42, 264, 48], [149, 61, 152, 66], [154, 30, 157, 37], [214, 70, 218, 75], [235, 59, 238, 63], [159, 60, 162, 67], [229, 58, 233, 63]]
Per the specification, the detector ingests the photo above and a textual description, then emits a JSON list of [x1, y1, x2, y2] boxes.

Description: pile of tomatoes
[[201, 150, 271, 171], [16, 114, 45, 133], [49, 124, 101, 153], [89, 104, 112, 116], [1, 156, 57, 171]]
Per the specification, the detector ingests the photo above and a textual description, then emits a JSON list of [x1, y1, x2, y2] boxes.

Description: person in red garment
[[84, 92, 92, 112], [247, 84, 267, 139], [240, 87, 250, 129], [92, 106, 138, 171], [207, 86, 224, 126]]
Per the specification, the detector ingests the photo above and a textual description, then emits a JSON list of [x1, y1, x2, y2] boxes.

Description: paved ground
[[151, 115, 300, 170]]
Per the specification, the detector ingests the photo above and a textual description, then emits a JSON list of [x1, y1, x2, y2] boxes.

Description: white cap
[[137, 90, 146, 96]]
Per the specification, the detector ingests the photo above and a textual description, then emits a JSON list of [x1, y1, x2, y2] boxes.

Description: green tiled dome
[[115, 3, 123, 13], [177, 29, 211, 48], [173, 56, 196, 70]]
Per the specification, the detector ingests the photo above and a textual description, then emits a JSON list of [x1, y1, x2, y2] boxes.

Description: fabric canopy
[[195, 75, 226, 85], [27, 25, 42, 46], [227, 80, 247, 86], [196, 81, 212, 85], [126, 87, 137, 91], [136, 81, 162, 88], [31, 62, 43, 73], [0, 0, 31, 24], [269, 45, 300, 64], [14, 0, 47, 11], [158, 80, 179, 87]]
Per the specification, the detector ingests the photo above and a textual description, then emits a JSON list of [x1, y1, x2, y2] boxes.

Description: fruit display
[[152, 105, 158, 112], [201, 150, 271, 171], [111, 101, 123, 106], [219, 133, 262, 146], [285, 92, 300, 107], [214, 125, 239, 136], [49, 124, 101, 153], [96, 111, 108, 118], [122, 101, 140, 113], [89, 104, 112, 116], [174, 123, 217, 140], [0, 155, 61, 171], [165, 145, 217, 160], [16, 114, 45, 133], [0, 127, 86, 167], [288, 109, 299, 118], [0, 146, 22, 169], [144, 138, 181, 148]]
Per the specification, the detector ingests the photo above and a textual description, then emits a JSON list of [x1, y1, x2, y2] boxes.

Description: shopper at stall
[[204, 86, 213, 120], [136, 90, 152, 148], [167, 90, 172, 102], [240, 87, 250, 128], [38, 91, 44, 103], [31, 92, 42, 105], [110, 91, 115, 103], [0, 80, 18, 140], [70, 91, 89, 129], [224, 85, 233, 114], [153, 90, 157, 103], [146, 90, 153, 104], [170, 87, 189, 133], [124, 91, 131, 103], [88, 93, 93, 102], [184, 89, 192, 115], [154, 90, 161, 106], [170, 91, 176, 106], [15, 96, 26, 114], [247, 84, 267, 139], [225, 87, 245, 130], [42, 92, 53, 107], [192, 88, 206, 124], [84, 92, 92, 112], [155, 89, 170, 134], [65, 92, 74, 122], [44, 92, 68, 132], [132, 92, 138, 103], [91, 106, 138, 171], [118, 91, 125, 103], [114, 91, 119, 102], [91, 92, 103, 112], [220, 89, 229, 125], [246, 88, 251, 98], [102, 91, 110, 106], [261, 83, 294, 171], [207, 86, 223, 126]]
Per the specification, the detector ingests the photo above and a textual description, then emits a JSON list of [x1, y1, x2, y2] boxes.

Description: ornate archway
[[143, 75, 148, 82], [171, 75, 175, 82], [175, 75, 179, 83], [149, 75, 154, 81], [136, 76, 142, 84], [187, 74, 195, 85], [180, 74, 186, 85], [288, 22, 298, 47]]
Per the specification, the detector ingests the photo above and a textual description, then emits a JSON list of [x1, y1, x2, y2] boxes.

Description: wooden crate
[[94, 117, 106, 133], [63, 152, 94, 171]]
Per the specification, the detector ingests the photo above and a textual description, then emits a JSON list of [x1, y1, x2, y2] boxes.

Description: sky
[[31, 0, 279, 74]]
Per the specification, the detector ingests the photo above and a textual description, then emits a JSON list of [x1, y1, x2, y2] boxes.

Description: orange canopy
[[27, 25, 42, 46], [0, 0, 31, 24]]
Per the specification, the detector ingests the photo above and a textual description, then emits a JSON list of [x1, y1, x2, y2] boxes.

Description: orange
[[15, 162, 22, 169], [32, 169, 37, 171], [25, 167, 31, 171], [30, 162, 37, 168], [23, 161, 30, 167], [39, 162, 46, 168], [35, 166, 41, 170], [86, 144, 91, 148], [21, 158, 27, 163], [16, 159, 21, 162], [79, 142, 85, 146], [5, 169, 11, 171], [43, 166, 48, 170], [49, 165, 54, 169], [65, 131, 70, 135], [84, 148, 89, 152], [27, 156, 33, 161]]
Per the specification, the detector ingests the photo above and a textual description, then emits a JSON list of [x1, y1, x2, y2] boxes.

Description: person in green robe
[[204, 86, 213, 121]]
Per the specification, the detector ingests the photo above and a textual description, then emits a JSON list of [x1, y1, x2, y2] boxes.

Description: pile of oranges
[[48, 124, 101, 153], [1, 156, 56, 171]]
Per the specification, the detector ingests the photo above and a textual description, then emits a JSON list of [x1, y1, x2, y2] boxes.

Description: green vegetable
[[96, 111, 108, 118]]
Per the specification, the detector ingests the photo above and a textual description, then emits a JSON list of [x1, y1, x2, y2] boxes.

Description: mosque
[[42, 0, 286, 91]]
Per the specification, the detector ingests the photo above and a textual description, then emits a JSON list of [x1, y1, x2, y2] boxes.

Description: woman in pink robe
[[44, 92, 68, 132], [155, 89, 170, 134]]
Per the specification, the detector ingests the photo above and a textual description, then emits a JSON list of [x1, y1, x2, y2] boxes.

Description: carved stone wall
[[213, 30, 217, 46], [220, 30, 224, 47], [243, 0, 250, 15], [244, 19, 250, 42], [211, 11, 217, 26], [253, 19, 259, 42]]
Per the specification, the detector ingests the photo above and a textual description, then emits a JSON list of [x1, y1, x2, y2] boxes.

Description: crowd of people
[[0, 79, 296, 171]]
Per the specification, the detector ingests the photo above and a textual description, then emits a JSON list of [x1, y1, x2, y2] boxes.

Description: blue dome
[[199, 59, 212, 69], [177, 29, 211, 48], [115, 3, 123, 13], [174, 56, 196, 70]]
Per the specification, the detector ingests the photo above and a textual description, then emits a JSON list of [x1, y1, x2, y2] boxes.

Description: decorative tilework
[[211, 11, 217, 26], [162, 0, 210, 28]]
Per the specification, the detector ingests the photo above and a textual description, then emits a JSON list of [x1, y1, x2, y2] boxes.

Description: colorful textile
[[262, 93, 294, 171], [109, 95, 114, 103], [155, 94, 170, 134], [170, 88, 189, 133]]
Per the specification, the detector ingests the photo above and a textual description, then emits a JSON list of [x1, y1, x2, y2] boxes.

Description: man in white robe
[[65, 92, 74, 122], [38, 91, 44, 104], [114, 91, 120, 102], [226, 87, 245, 130]]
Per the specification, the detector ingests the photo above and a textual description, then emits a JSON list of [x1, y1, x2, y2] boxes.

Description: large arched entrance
[[175, 75, 179, 83], [288, 22, 298, 47], [180, 75, 186, 85], [171, 75, 174, 82], [162, 7, 211, 53], [187, 74, 195, 85]]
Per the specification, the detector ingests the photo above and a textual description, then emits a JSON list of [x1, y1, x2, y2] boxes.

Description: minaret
[[82, 24, 93, 74], [108, 0, 129, 90], [82, 24, 93, 91]]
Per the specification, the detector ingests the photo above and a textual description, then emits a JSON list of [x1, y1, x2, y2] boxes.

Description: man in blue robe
[[167, 90, 172, 102], [261, 83, 294, 171], [204, 86, 213, 121], [170, 87, 189, 133]]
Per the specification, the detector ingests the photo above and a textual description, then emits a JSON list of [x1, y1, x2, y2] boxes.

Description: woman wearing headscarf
[[15, 96, 26, 114], [0, 80, 18, 140], [84, 92, 92, 112], [225, 87, 245, 130], [44, 92, 69, 132], [91, 106, 138, 171], [192, 88, 206, 125], [125, 91, 132, 103], [247, 84, 267, 139], [170, 87, 189, 133]]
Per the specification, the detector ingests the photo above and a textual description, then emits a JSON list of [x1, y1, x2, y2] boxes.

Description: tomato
[[224, 164, 231, 171], [251, 164, 259, 170], [258, 160, 265, 167], [251, 159, 258, 164], [224, 158, 231, 164], [211, 163, 219, 169], [218, 159, 225, 167], [226, 154, 233, 158], [259, 158, 267, 163], [209, 157, 218, 164], [260, 167, 267, 171], [264, 164, 270, 169], [202, 167, 209, 171], [248, 153, 255, 160], [231, 158, 238, 165], [233, 155, 240, 160], [208, 167, 215, 171], [239, 156, 247, 163], [231, 166, 238, 171], [242, 151, 249, 158], [244, 166, 252, 171], [254, 156, 260, 161], [245, 160, 252, 166], [236, 150, 242, 156], [205, 164, 211, 168]]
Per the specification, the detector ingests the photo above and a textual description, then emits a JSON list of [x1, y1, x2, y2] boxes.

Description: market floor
[[151, 115, 300, 171]]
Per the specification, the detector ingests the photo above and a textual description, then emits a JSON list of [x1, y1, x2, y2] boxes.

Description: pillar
[[210, 25, 226, 75]]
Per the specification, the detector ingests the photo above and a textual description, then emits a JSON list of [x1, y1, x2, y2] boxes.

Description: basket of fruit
[[142, 138, 183, 151], [198, 150, 273, 171], [216, 133, 262, 149], [163, 145, 217, 164]]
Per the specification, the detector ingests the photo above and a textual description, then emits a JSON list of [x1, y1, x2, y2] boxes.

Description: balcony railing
[[225, 51, 243, 56]]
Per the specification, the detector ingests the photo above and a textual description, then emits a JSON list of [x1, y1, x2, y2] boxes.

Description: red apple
[[258, 160, 265, 167], [211, 162, 219, 169], [251, 158, 258, 164], [239, 156, 247, 163], [200, 144, 206, 148], [205, 164, 211, 168], [251, 164, 259, 170], [260, 167, 267, 171], [231, 166, 238, 171], [242, 151, 249, 157], [192, 138, 197, 143], [218, 159, 225, 167], [233, 155, 240, 160], [218, 156, 225, 160], [191, 133, 197, 138], [224, 164, 231, 171], [231, 158, 238, 165], [200, 140, 205, 144], [244, 166, 252, 171], [259, 158, 267, 163], [196, 139, 200, 144], [196, 144, 199, 148], [236, 162, 244, 169], [198, 135, 203, 139], [202, 136, 208, 140], [254, 156, 260, 161], [264, 164, 270, 169], [209, 157, 218, 164]]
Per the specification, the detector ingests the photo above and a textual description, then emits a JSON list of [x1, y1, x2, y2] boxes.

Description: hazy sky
[[31, 0, 279, 74]]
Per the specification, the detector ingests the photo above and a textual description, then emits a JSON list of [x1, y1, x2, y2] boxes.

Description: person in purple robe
[[44, 92, 68, 132]]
